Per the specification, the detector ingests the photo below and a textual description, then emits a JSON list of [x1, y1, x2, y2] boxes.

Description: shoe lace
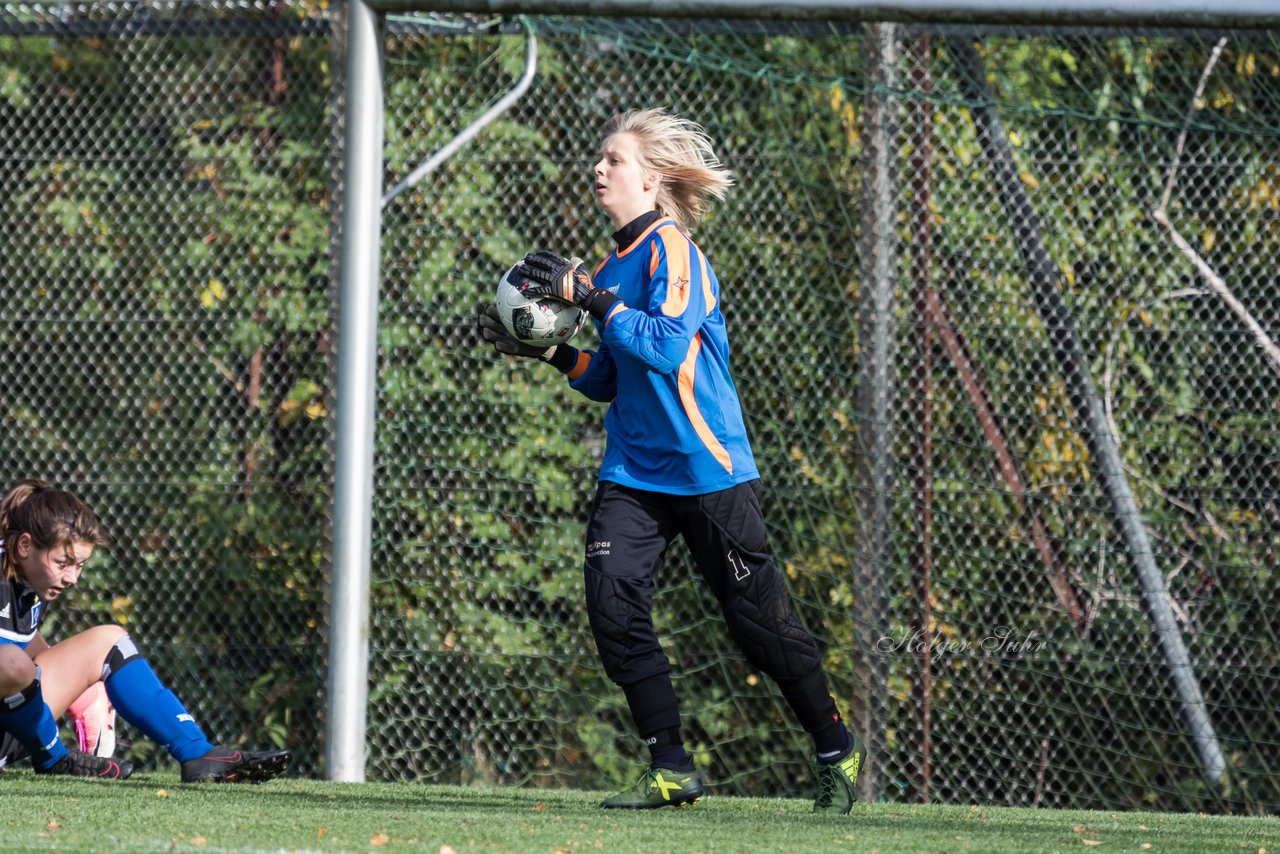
[[636, 767, 661, 794], [815, 763, 838, 808]]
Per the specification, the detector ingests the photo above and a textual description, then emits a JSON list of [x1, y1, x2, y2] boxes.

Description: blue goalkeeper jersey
[[563, 213, 759, 495]]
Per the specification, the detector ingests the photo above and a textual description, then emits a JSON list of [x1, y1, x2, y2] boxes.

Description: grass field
[[3, 771, 1276, 853]]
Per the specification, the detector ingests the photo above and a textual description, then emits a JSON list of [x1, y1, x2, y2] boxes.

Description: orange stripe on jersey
[[602, 303, 625, 328], [616, 218, 672, 258], [657, 225, 692, 318], [567, 351, 592, 380], [697, 249, 716, 315], [678, 334, 733, 475]]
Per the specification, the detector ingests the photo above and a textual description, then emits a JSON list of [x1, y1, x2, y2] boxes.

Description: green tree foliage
[[0, 7, 331, 772], [4, 5, 1276, 813]]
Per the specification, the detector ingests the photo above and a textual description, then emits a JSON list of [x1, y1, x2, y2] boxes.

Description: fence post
[[326, 0, 385, 783], [854, 19, 899, 805]]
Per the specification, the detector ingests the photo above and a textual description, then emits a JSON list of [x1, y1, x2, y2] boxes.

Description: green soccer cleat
[[601, 766, 705, 809], [811, 736, 865, 814]]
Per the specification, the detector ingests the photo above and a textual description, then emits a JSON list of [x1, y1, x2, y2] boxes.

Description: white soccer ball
[[494, 263, 587, 348]]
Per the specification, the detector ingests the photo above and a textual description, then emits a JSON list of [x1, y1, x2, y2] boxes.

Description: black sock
[[775, 670, 852, 761], [815, 722, 853, 763], [622, 673, 693, 771], [648, 732, 694, 771]]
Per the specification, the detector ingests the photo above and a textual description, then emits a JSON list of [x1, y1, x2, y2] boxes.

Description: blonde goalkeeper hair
[[602, 108, 734, 226]]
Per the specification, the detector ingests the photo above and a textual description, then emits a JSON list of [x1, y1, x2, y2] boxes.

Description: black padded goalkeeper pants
[[582, 479, 841, 739]]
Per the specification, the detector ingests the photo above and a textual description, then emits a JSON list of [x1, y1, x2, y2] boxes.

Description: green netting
[[375, 16, 1279, 812], [2, 0, 1277, 814]]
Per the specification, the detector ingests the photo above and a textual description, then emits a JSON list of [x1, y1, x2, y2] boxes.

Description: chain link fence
[[3, 0, 1277, 813], [0, 0, 334, 773]]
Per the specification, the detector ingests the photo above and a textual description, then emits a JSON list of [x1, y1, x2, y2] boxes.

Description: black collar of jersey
[[612, 210, 665, 250]]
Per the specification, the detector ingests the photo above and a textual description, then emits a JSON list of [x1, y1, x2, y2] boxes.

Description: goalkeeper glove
[[478, 303, 553, 360], [516, 250, 621, 321], [477, 304, 577, 372]]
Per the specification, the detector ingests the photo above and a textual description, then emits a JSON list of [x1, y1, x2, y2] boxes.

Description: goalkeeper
[[479, 108, 864, 813], [0, 478, 291, 782]]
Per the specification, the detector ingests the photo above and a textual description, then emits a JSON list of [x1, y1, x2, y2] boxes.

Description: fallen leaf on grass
[[316, 827, 326, 838], [155, 789, 169, 798], [533, 803, 547, 811], [1082, 841, 1104, 847], [440, 846, 457, 854], [370, 833, 389, 846], [1140, 845, 1151, 850], [191, 837, 207, 847], [47, 821, 62, 831]]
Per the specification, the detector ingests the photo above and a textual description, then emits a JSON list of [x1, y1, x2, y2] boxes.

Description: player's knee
[[723, 612, 817, 684], [80, 624, 129, 661], [0, 644, 37, 693]]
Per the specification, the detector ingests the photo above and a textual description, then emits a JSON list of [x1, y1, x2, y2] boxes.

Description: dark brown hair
[[0, 479, 109, 579]]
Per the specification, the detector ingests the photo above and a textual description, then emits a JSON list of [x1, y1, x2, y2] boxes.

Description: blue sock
[[0, 678, 69, 770], [103, 636, 214, 763]]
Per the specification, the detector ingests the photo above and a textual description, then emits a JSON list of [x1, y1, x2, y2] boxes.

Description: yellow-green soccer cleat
[[601, 766, 705, 809], [811, 737, 865, 814]]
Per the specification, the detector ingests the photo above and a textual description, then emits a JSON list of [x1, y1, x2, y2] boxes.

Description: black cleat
[[38, 749, 134, 780], [180, 745, 291, 784]]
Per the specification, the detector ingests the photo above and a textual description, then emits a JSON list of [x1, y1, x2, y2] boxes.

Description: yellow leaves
[[828, 84, 859, 150], [1227, 507, 1259, 525], [156, 789, 170, 798], [1072, 825, 1104, 845], [199, 278, 227, 309], [277, 397, 327, 424], [110, 595, 133, 625], [370, 833, 390, 846], [278, 380, 327, 426], [1007, 130, 1023, 147], [1031, 386, 1091, 500], [1019, 171, 1039, 189], [1201, 226, 1216, 252]]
